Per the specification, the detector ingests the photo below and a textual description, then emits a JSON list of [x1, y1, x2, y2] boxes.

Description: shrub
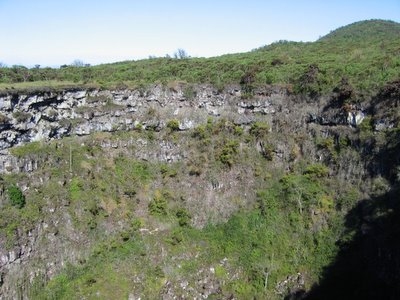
[[296, 64, 322, 97], [192, 125, 208, 139], [160, 164, 177, 178], [316, 137, 336, 156], [7, 185, 25, 208], [304, 163, 329, 179], [234, 125, 244, 136], [358, 116, 373, 133], [249, 122, 270, 139], [218, 140, 239, 167], [240, 70, 256, 97], [167, 119, 180, 131], [183, 85, 196, 100], [148, 190, 168, 216], [176, 208, 191, 227], [259, 141, 275, 160]]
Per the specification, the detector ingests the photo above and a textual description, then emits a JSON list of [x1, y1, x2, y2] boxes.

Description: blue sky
[[0, 0, 399, 67]]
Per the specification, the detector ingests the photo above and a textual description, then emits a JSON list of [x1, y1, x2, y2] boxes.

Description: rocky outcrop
[[0, 85, 278, 150], [0, 84, 366, 174]]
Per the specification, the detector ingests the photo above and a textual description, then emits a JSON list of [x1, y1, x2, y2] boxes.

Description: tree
[[7, 185, 25, 209], [11, 65, 31, 82], [71, 59, 85, 67], [174, 48, 189, 59]]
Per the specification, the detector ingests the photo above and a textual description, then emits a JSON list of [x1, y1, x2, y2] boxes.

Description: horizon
[[1, 0, 399, 68]]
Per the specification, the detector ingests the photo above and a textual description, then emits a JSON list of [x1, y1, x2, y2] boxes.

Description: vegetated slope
[[0, 20, 399, 299], [0, 113, 357, 299], [1, 19, 399, 95], [318, 19, 400, 43]]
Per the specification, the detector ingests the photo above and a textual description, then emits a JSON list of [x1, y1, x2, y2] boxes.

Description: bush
[[192, 125, 208, 139], [7, 185, 25, 208], [148, 190, 168, 216], [183, 85, 196, 100], [167, 119, 180, 131], [176, 208, 191, 227], [218, 140, 239, 167], [304, 163, 329, 179], [234, 125, 244, 136], [249, 122, 270, 139]]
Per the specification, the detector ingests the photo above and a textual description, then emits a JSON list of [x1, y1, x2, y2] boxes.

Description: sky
[[0, 0, 399, 67]]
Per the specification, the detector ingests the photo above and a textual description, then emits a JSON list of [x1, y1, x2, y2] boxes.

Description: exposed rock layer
[[0, 84, 366, 173]]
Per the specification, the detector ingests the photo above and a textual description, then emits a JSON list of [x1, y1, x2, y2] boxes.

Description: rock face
[[0, 85, 247, 151], [0, 84, 366, 174], [0, 84, 372, 299]]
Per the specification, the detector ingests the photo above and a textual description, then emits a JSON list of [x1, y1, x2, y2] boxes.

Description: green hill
[[1, 19, 399, 96], [318, 19, 400, 42]]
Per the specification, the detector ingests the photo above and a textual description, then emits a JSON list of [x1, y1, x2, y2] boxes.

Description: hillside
[[0, 20, 399, 299], [318, 19, 400, 42], [1, 19, 399, 95]]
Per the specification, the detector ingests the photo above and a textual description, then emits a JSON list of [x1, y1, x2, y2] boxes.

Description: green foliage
[[358, 116, 373, 132], [192, 124, 208, 139], [183, 85, 196, 100], [148, 190, 169, 216], [316, 136, 338, 159], [34, 161, 346, 299], [114, 157, 153, 184], [166, 119, 180, 131], [3, 57, 399, 298], [304, 163, 329, 179], [259, 142, 275, 160], [296, 64, 323, 97], [319, 19, 400, 43], [249, 122, 270, 138], [10, 141, 43, 157], [337, 188, 360, 211], [240, 69, 256, 98], [1, 20, 399, 96], [280, 171, 332, 215], [176, 208, 191, 227], [69, 177, 83, 202], [233, 125, 244, 136], [201, 181, 340, 297], [7, 185, 25, 208], [218, 140, 239, 167], [160, 163, 178, 178]]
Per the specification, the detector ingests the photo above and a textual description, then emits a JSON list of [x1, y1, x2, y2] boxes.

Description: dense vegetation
[[1, 121, 356, 299], [1, 19, 400, 299], [1, 20, 399, 96]]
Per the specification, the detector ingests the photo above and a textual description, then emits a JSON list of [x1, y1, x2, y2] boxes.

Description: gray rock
[[347, 111, 365, 127], [179, 119, 194, 130]]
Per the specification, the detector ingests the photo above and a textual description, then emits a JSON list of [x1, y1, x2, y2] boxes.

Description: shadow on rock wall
[[301, 187, 400, 300], [296, 127, 400, 300]]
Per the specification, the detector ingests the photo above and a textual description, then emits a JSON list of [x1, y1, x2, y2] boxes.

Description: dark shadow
[[300, 126, 400, 299], [303, 186, 400, 300]]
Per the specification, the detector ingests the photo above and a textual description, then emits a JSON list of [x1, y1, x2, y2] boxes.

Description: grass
[[0, 80, 90, 93]]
